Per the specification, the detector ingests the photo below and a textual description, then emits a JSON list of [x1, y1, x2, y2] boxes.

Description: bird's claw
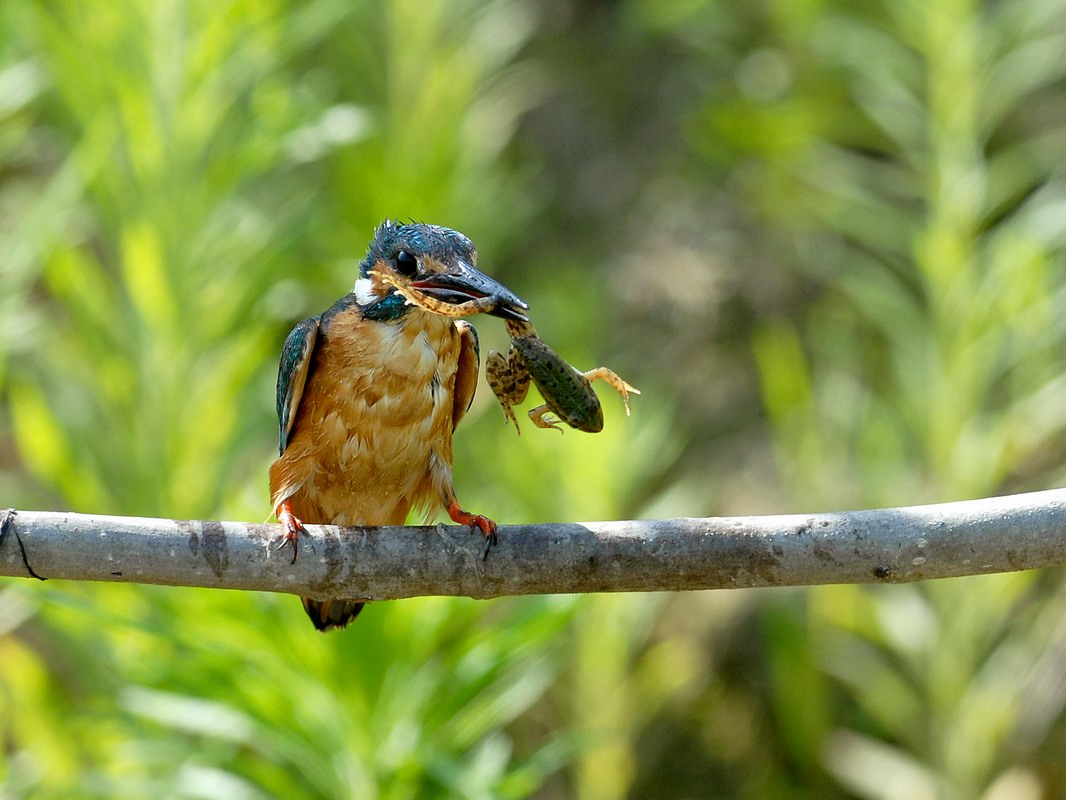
[[467, 513, 499, 562], [276, 504, 308, 565], [473, 516, 499, 561], [447, 499, 498, 561]]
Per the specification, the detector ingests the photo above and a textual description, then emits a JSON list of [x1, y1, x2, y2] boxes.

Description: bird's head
[[354, 220, 528, 322]]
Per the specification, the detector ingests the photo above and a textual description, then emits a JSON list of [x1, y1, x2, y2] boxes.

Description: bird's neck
[[360, 291, 409, 322], [352, 271, 414, 322]]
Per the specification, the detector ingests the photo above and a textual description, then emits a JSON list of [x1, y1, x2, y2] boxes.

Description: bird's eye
[[395, 250, 418, 276]]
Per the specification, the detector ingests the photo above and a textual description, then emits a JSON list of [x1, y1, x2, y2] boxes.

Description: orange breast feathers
[[269, 306, 465, 528]]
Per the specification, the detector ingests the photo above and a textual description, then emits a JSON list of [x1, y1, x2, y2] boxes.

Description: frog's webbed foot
[[528, 405, 565, 433], [500, 406, 521, 434], [582, 368, 641, 415], [497, 399, 522, 435]]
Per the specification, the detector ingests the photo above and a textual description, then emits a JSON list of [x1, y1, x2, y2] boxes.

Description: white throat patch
[[353, 276, 376, 306]]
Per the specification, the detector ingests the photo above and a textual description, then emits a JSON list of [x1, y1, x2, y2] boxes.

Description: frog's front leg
[[486, 345, 532, 435], [528, 404, 565, 432], [582, 368, 641, 415]]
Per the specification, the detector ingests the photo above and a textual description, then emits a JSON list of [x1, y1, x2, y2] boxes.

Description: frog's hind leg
[[486, 348, 531, 434], [528, 405, 565, 432], [582, 368, 640, 415], [371, 269, 498, 317]]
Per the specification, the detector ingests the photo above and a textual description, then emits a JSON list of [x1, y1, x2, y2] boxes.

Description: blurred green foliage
[[3, 0, 1066, 797]]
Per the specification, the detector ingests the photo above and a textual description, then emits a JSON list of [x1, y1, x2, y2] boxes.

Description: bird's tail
[[301, 597, 366, 631]]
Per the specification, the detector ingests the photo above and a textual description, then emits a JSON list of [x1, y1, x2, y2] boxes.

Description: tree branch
[[2, 490, 1066, 601]]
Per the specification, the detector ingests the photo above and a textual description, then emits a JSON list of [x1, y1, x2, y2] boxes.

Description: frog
[[485, 319, 639, 434], [372, 266, 638, 433]]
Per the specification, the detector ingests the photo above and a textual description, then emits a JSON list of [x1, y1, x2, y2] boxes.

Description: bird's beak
[[411, 262, 530, 322]]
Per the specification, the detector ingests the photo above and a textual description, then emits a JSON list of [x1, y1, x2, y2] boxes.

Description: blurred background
[[3, 0, 1066, 797]]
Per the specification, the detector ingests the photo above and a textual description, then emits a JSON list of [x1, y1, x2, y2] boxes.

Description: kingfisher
[[268, 221, 528, 631]]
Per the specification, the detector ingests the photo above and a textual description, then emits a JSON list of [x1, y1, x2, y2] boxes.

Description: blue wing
[[276, 316, 321, 454]]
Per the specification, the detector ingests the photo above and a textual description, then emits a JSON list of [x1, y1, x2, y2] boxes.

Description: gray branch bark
[[3, 490, 1066, 601]]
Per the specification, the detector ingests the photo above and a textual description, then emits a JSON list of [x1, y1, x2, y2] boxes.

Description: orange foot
[[276, 499, 308, 565], [448, 497, 498, 560]]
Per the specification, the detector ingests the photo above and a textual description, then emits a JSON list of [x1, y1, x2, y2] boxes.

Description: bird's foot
[[447, 498, 498, 561], [275, 501, 308, 565]]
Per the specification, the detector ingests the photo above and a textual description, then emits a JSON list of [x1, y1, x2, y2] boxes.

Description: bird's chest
[[304, 311, 460, 485]]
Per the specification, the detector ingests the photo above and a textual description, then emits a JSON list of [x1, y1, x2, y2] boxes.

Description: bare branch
[[2, 490, 1066, 601]]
